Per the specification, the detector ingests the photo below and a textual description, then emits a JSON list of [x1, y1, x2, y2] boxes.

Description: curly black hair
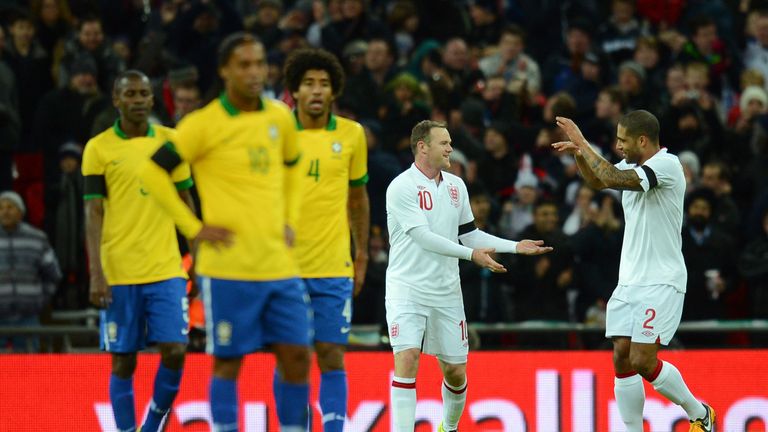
[[283, 48, 345, 97]]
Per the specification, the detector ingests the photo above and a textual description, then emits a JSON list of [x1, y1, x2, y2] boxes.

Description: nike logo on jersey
[[110, 159, 123, 166]]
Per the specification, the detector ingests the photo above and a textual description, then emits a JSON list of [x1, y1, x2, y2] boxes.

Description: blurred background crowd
[[1, 0, 768, 350]]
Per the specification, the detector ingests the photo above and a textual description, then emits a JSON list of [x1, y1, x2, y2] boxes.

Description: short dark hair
[[688, 15, 716, 36], [534, 197, 559, 212], [704, 160, 731, 181], [283, 48, 345, 97], [112, 70, 149, 95], [550, 92, 577, 119], [218, 32, 262, 68], [410, 120, 446, 155], [500, 24, 526, 43], [77, 14, 101, 31], [618, 110, 659, 143]]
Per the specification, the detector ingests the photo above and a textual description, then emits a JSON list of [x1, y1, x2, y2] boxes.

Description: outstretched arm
[[407, 226, 506, 272], [459, 228, 553, 255]]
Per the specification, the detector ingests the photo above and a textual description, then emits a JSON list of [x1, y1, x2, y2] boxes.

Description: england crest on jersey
[[449, 184, 460, 207]]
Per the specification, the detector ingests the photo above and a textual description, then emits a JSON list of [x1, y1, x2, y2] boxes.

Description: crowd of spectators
[[1, 0, 768, 350]]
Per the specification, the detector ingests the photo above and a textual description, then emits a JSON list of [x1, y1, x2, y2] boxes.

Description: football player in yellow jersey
[[83, 70, 196, 432], [138, 33, 311, 432], [279, 48, 370, 432]]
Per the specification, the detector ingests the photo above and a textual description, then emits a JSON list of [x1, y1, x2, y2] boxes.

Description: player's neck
[[638, 145, 662, 165], [297, 109, 329, 130], [119, 118, 149, 138], [226, 89, 262, 112], [414, 160, 442, 184]]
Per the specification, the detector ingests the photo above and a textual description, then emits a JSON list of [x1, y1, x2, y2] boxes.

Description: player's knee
[[112, 353, 137, 378], [160, 343, 187, 370], [315, 345, 345, 372], [279, 347, 311, 382], [393, 348, 420, 376], [628, 351, 657, 377], [442, 363, 466, 386]]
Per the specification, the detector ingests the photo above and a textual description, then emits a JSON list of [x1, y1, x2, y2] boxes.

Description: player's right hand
[[471, 248, 507, 273], [194, 225, 234, 249], [89, 273, 111, 308]]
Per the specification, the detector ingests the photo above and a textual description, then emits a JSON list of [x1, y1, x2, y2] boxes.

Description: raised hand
[[555, 116, 588, 147], [516, 239, 554, 255], [551, 141, 582, 155]]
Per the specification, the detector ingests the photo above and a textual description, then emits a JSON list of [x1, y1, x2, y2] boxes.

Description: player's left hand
[[516, 239, 554, 255], [555, 116, 588, 148], [353, 252, 368, 297]]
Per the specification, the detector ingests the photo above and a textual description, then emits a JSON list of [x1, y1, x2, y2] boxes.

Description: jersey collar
[[293, 111, 337, 131], [112, 119, 155, 140], [220, 92, 264, 116]]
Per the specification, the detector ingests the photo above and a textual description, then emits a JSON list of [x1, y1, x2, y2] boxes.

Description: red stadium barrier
[[2, 351, 767, 431]]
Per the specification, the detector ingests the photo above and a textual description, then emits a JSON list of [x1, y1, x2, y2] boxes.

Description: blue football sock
[[320, 370, 347, 432], [141, 365, 182, 432], [277, 381, 309, 428], [109, 374, 136, 431], [210, 377, 238, 432]]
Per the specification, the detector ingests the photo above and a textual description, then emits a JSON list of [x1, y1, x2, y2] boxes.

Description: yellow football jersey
[[294, 114, 368, 278], [168, 93, 301, 280], [82, 121, 192, 285]]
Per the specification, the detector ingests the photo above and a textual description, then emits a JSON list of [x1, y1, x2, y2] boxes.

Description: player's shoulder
[[178, 100, 220, 128], [387, 168, 415, 193], [151, 124, 176, 140], [334, 115, 364, 134], [648, 148, 683, 171], [87, 125, 116, 147], [263, 98, 293, 117], [442, 171, 467, 188]]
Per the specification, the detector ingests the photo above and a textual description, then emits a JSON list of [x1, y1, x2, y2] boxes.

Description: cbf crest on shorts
[[449, 184, 460, 208]]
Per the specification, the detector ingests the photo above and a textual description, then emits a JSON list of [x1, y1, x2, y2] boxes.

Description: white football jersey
[[615, 148, 688, 291], [386, 164, 474, 307]]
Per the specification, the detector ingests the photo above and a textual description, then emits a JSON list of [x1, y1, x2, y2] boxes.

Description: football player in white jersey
[[386, 120, 552, 432], [552, 110, 715, 432]]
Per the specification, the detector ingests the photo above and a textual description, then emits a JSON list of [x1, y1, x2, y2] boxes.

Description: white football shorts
[[386, 299, 469, 364], [606, 284, 684, 345]]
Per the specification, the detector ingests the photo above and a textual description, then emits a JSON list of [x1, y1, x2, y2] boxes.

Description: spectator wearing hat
[[618, 60, 653, 111], [34, 54, 109, 219], [479, 25, 541, 100], [46, 142, 86, 309], [498, 171, 538, 240], [681, 188, 737, 328], [0, 190, 62, 352], [58, 15, 125, 93], [724, 85, 768, 183], [678, 150, 702, 196]]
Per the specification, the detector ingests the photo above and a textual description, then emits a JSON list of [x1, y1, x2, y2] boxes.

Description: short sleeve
[[634, 154, 681, 192], [282, 110, 300, 166], [614, 159, 631, 170], [174, 112, 204, 163], [386, 179, 428, 233], [349, 123, 368, 186], [81, 139, 104, 176]]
